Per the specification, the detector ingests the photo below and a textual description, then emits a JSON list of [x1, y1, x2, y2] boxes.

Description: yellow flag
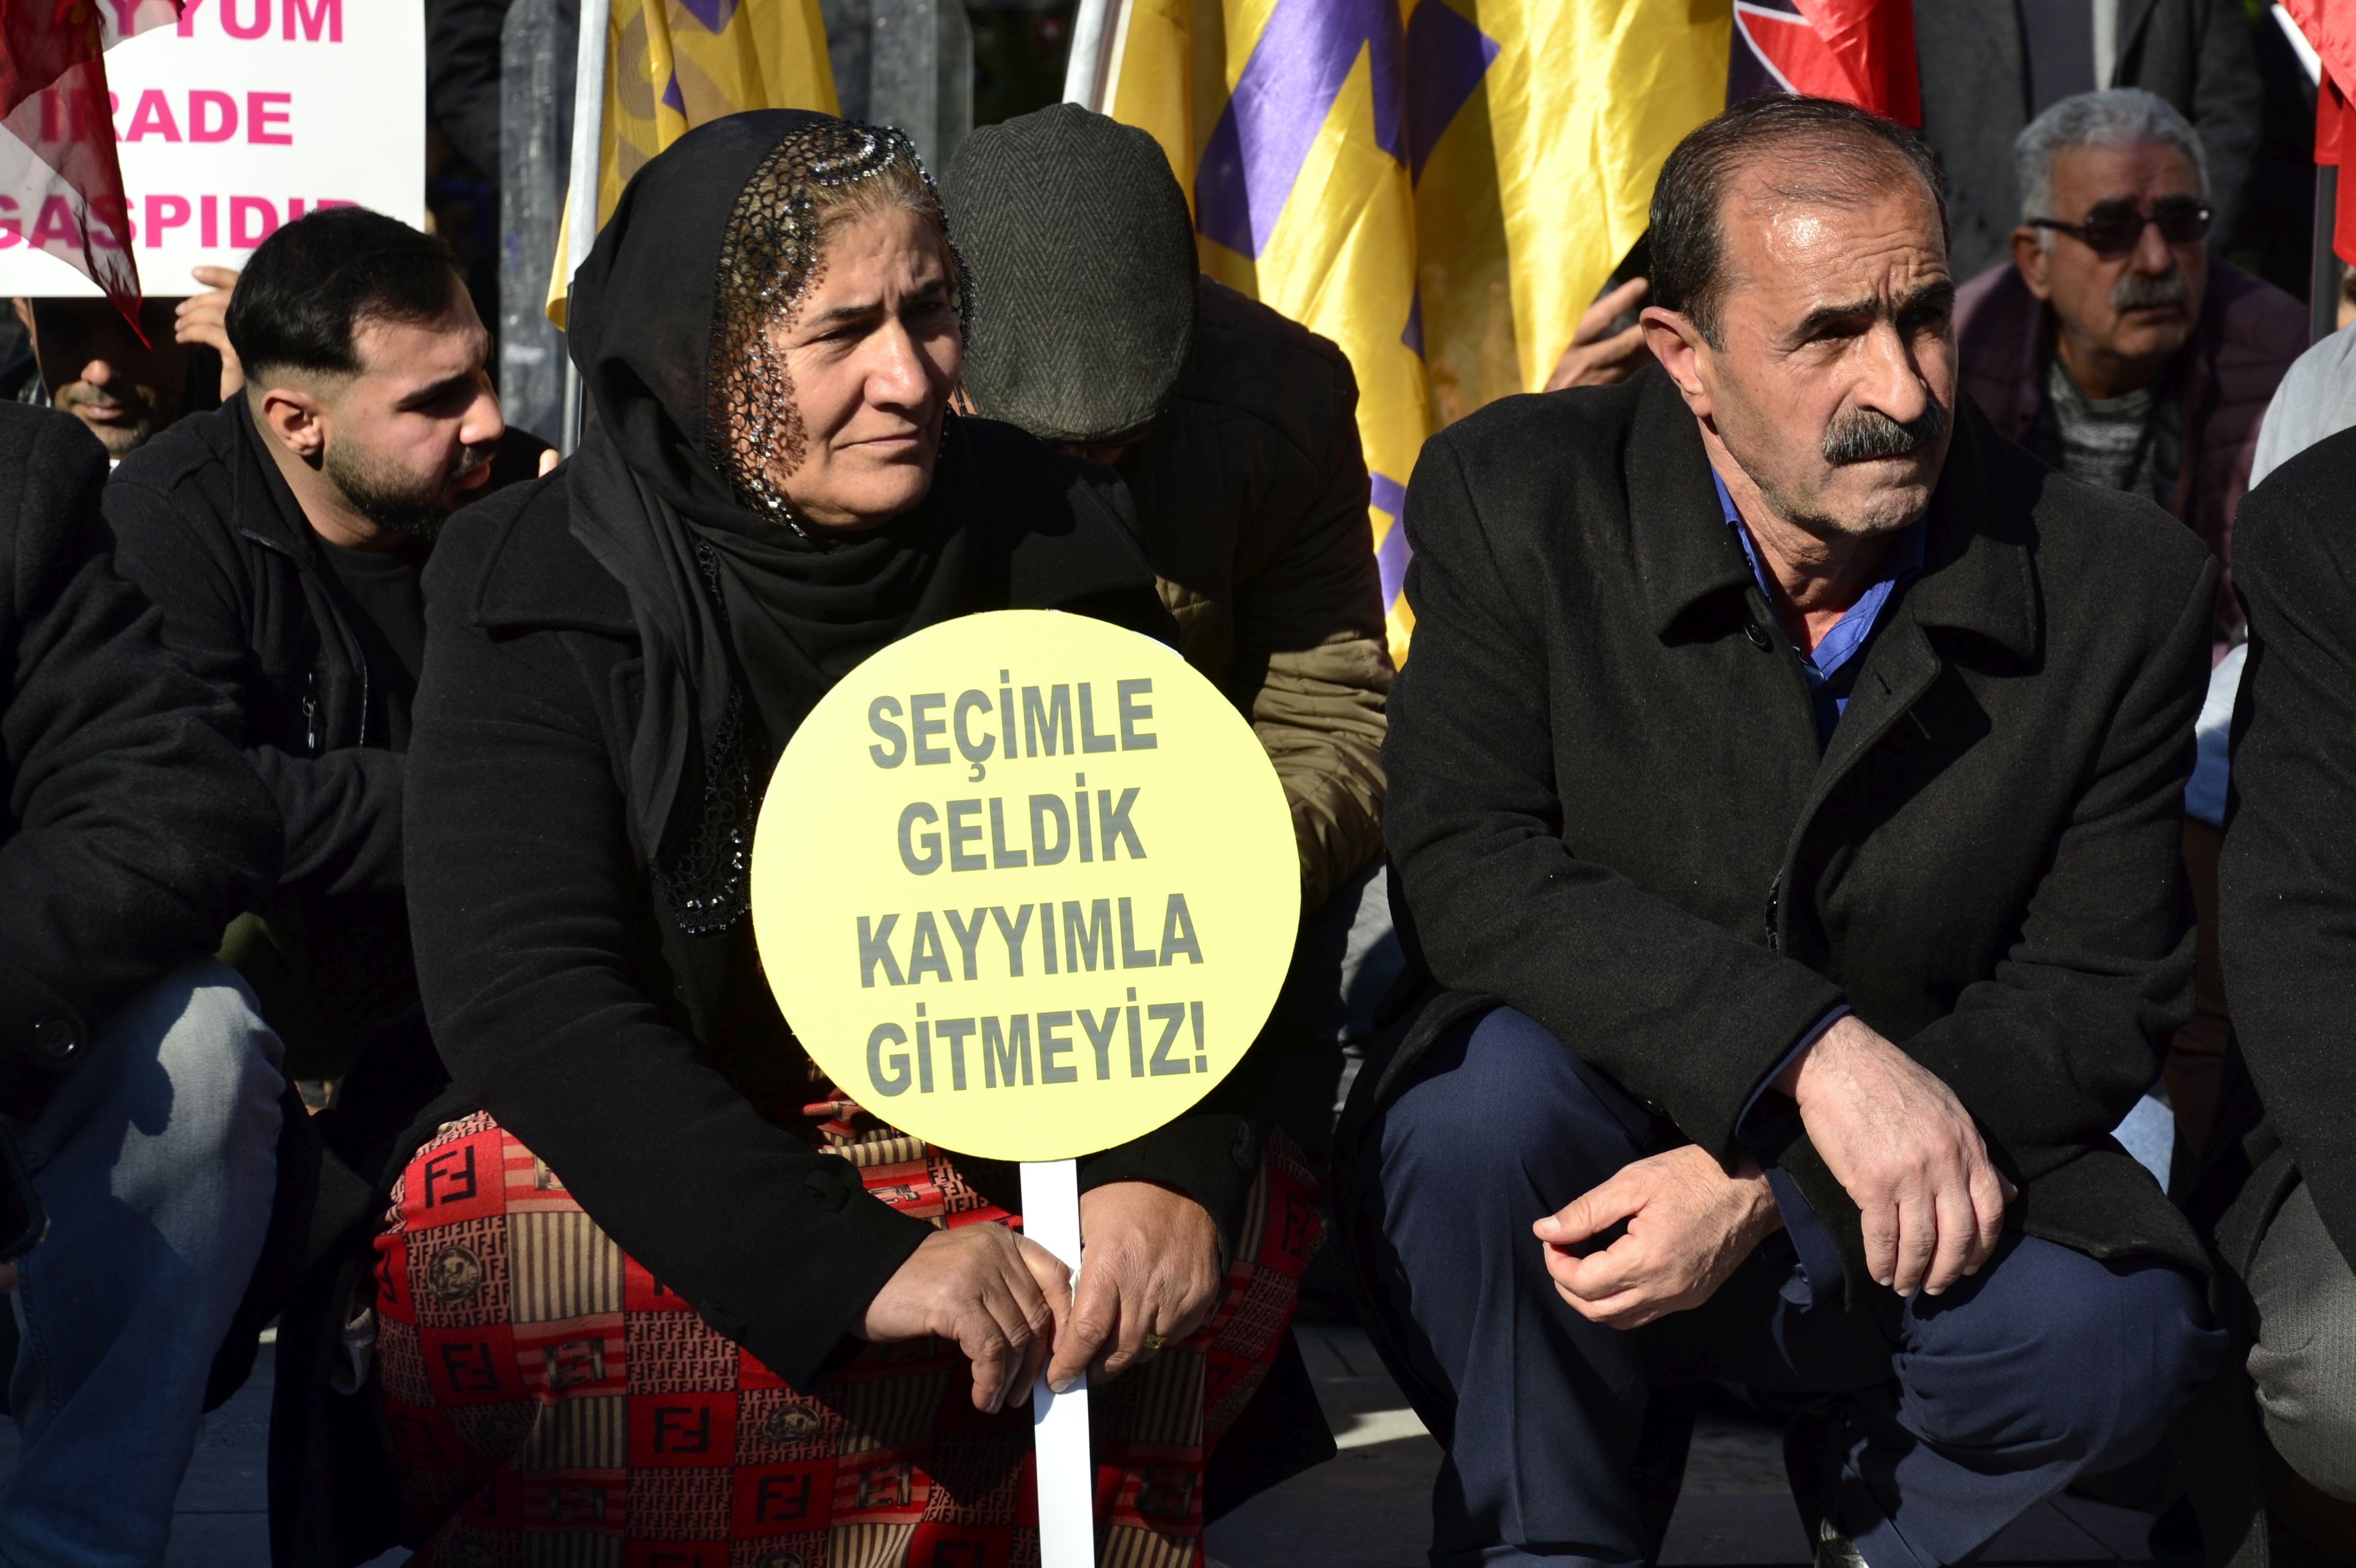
[[1100, 0, 1729, 662], [548, 0, 838, 326]]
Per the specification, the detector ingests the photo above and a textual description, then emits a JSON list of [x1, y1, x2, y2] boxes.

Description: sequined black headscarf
[[565, 110, 977, 930]]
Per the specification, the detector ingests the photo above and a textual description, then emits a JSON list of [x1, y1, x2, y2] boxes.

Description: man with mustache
[[1334, 95, 2225, 1568], [102, 206, 548, 1104], [1, 284, 230, 461], [1955, 88, 2302, 646]]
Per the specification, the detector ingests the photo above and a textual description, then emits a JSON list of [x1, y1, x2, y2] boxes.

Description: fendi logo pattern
[[376, 1112, 1321, 1566]]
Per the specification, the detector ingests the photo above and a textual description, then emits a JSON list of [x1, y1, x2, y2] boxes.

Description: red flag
[[1728, 0, 1922, 127], [0, 1, 181, 329], [2284, 2, 2356, 266], [2283, 0, 2356, 89]]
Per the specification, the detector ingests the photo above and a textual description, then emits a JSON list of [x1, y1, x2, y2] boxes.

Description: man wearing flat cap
[[1335, 94, 2225, 1568], [940, 109, 1395, 1140]]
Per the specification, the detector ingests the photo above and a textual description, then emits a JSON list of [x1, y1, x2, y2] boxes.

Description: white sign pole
[[1021, 1158, 1094, 1568], [559, 0, 612, 456]]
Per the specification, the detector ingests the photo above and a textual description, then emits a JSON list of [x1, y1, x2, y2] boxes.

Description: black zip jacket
[[0, 404, 280, 1117], [103, 397, 548, 901]]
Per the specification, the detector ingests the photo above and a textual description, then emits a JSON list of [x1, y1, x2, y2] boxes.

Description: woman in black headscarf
[[386, 112, 1317, 1563]]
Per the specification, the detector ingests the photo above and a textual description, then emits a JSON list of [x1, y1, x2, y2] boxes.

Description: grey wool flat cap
[[940, 104, 1198, 444]]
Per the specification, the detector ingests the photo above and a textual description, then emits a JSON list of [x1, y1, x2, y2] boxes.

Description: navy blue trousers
[[1341, 1007, 2225, 1568]]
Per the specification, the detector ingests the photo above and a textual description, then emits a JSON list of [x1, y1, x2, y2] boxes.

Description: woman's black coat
[[405, 417, 1270, 1391], [1345, 366, 2217, 1298]]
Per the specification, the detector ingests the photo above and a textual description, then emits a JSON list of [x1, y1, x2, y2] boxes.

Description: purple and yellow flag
[[1087, 0, 1729, 660], [550, 0, 836, 325]]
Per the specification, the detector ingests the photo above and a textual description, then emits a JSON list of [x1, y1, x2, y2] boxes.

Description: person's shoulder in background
[[1158, 280, 1360, 486], [1969, 389, 2214, 606], [1949, 261, 2044, 439], [1951, 258, 2034, 336], [2206, 257, 2307, 380], [1184, 278, 1355, 415], [2237, 422, 2356, 577], [2249, 321, 2356, 493]]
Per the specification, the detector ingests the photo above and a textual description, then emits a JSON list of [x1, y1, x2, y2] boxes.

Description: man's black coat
[[103, 398, 549, 903], [2219, 426, 2356, 1274], [1347, 366, 2215, 1294], [106, 399, 404, 898], [0, 404, 279, 1117]]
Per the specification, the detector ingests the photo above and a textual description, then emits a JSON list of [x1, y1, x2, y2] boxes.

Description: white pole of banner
[[1021, 1158, 1093, 1568], [1059, 0, 1122, 110], [560, 0, 613, 456]]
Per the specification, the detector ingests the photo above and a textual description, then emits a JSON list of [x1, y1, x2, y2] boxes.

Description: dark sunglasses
[[2029, 196, 2212, 257]]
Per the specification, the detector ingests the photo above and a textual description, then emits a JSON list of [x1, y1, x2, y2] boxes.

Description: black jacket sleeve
[[103, 465, 406, 898], [406, 539, 934, 1392], [0, 410, 280, 1116], [1384, 432, 1844, 1161], [2221, 444, 2356, 1270]]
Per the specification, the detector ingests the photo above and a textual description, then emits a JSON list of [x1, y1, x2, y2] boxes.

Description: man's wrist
[[1736, 1160, 1785, 1241], [1737, 1007, 1850, 1152], [1772, 1010, 1855, 1102]]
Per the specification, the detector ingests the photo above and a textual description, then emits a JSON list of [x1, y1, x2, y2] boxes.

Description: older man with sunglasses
[[1955, 88, 2302, 647]]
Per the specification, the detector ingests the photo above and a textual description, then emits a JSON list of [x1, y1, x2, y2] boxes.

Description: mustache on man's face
[[2112, 267, 2189, 312], [1821, 399, 1950, 466], [447, 441, 497, 485]]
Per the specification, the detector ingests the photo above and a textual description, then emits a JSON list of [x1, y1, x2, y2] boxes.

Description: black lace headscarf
[[565, 110, 977, 933]]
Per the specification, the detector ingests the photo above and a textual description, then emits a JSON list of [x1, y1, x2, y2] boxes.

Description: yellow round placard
[[751, 610, 1300, 1163]]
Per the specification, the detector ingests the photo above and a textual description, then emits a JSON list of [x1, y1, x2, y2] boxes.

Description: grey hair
[[2016, 89, 2208, 247]]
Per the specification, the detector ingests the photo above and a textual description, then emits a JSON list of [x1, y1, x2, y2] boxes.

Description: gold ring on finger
[[1140, 1331, 1168, 1353]]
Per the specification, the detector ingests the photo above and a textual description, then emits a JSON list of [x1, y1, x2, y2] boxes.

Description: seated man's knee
[[1910, 1243, 2218, 1467], [2044, 1262, 2217, 1465], [2248, 1186, 2356, 1501]]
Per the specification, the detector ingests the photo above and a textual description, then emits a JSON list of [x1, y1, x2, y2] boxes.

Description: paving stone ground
[[0, 1325, 2159, 1566]]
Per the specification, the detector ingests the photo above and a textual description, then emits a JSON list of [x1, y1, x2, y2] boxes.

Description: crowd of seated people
[[1, 82, 2353, 1568]]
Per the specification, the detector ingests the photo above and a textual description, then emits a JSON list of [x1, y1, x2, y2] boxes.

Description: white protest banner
[[0, 0, 424, 299], [753, 609, 1300, 1566]]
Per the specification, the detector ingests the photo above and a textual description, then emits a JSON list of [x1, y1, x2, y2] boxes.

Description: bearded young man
[[1334, 96, 2225, 1568], [103, 206, 548, 1096]]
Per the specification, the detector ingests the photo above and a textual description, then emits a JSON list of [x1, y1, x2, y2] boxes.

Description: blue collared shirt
[[1714, 470, 1925, 748], [1716, 467, 1926, 1303]]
